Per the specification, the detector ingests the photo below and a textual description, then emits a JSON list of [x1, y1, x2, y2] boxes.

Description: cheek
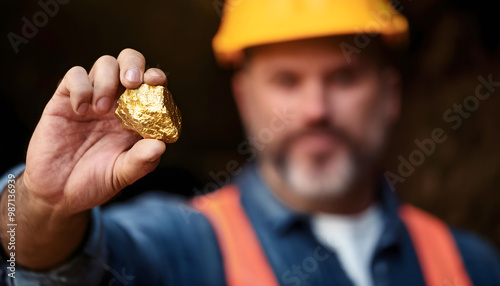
[[328, 79, 385, 142], [243, 85, 294, 143]]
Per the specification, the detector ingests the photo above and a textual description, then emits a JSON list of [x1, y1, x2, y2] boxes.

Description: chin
[[282, 152, 358, 200]]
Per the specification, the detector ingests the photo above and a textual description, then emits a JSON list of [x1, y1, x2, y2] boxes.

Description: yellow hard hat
[[212, 0, 409, 66]]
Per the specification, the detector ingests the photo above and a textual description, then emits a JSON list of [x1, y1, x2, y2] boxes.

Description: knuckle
[[118, 48, 145, 62], [94, 70, 119, 87], [73, 83, 92, 95], [95, 84, 116, 97], [118, 48, 143, 59], [67, 65, 87, 76], [118, 47, 136, 56], [96, 55, 117, 65], [146, 68, 165, 76]]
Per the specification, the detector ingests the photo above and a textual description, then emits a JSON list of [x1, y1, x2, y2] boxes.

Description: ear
[[382, 67, 402, 125]]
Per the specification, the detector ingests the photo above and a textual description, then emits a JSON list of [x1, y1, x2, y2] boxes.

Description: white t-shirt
[[311, 204, 384, 286]]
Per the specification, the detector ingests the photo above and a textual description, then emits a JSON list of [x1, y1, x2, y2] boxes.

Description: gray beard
[[280, 151, 360, 200]]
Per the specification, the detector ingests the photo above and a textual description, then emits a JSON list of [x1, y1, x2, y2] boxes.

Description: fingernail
[[96, 97, 111, 113], [125, 68, 141, 83], [77, 103, 89, 115]]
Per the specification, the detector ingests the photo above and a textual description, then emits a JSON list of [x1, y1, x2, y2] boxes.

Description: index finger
[[117, 48, 146, 89]]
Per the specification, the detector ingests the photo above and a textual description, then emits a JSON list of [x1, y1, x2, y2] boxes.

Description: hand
[[23, 48, 167, 215]]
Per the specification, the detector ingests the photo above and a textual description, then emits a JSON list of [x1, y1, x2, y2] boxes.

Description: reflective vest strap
[[192, 187, 472, 286], [399, 204, 473, 286], [191, 185, 279, 286]]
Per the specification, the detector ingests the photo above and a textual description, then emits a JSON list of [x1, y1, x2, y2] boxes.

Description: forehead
[[243, 36, 381, 70]]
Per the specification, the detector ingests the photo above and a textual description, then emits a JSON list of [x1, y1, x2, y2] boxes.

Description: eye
[[274, 72, 299, 88], [326, 69, 357, 87]]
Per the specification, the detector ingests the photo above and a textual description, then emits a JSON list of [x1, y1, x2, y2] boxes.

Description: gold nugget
[[115, 84, 182, 143]]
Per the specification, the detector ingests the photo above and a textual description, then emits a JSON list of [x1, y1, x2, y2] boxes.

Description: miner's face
[[233, 37, 401, 199]]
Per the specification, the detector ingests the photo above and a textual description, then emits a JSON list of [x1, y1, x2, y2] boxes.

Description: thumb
[[114, 139, 166, 189]]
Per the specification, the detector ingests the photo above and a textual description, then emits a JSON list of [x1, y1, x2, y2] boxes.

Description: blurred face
[[233, 37, 400, 200]]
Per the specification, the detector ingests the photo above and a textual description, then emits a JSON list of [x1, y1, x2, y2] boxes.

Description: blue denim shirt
[[1, 164, 500, 286]]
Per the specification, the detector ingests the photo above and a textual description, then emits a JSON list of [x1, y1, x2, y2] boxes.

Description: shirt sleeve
[[0, 165, 110, 285], [0, 165, 225, 286]]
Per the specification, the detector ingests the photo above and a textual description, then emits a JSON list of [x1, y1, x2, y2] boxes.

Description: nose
[[300, 79, 329, 124]]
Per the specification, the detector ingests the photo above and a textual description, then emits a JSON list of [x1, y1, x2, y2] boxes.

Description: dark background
[[1, 0, 499, 250]]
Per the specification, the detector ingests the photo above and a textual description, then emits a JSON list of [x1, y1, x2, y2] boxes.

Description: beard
[[269, 120, 387, 200], [283, 148, 358, 199]]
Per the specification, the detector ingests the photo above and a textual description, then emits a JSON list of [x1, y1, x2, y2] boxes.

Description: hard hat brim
[[212, 0, 409, 67]]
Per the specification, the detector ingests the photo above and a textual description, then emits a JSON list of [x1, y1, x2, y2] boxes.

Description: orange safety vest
[[191, 185, 473, 286]]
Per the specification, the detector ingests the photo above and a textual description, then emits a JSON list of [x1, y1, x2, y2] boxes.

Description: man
[[1, 0, 499, 285]]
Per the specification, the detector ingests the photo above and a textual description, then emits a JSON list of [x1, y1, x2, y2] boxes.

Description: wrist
[[0, 173, 90, 269]]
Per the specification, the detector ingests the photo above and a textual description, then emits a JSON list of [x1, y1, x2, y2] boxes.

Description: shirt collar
[[376, 176, 405, 250], [234, 163, 405, 247]]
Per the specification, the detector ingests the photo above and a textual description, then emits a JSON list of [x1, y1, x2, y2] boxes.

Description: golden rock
[[115, 84, 182, 143]]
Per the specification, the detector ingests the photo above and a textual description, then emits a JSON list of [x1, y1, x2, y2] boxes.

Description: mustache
[[272, 122, 360, 168], [279, 124, 357, 152]]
